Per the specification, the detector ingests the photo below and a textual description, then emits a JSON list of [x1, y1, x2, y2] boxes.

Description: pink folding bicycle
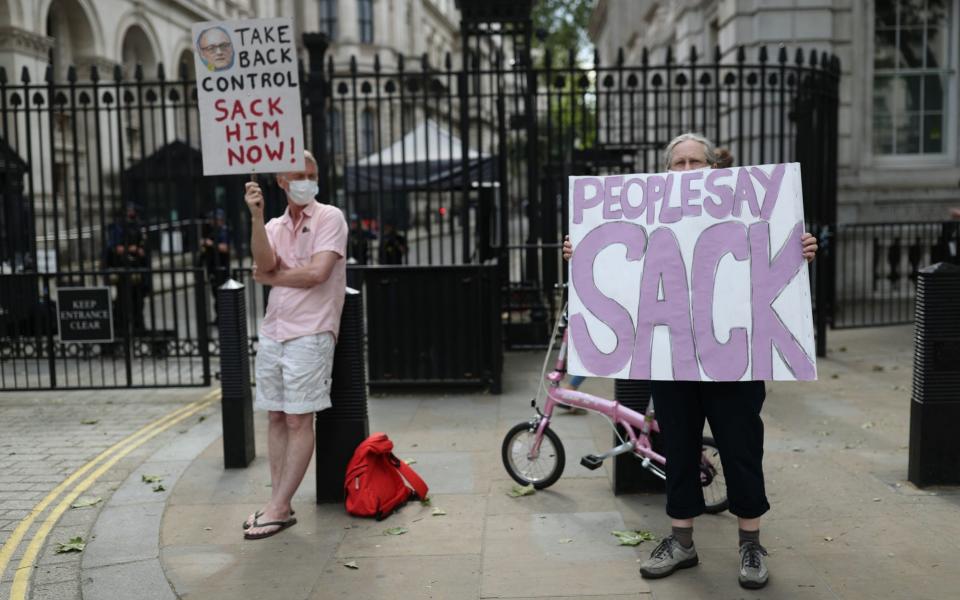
[[501, 304, 729, 513]]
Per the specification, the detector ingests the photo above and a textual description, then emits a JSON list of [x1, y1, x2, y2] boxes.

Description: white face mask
[[287, 179, 318, 205]]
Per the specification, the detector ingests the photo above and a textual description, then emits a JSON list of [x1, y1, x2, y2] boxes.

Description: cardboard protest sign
[[192, 17, 304, 175], [567, 163, 816, 382]]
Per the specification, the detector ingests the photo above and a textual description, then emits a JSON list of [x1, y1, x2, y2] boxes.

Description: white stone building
[[0, 0, 261, 82], [589, 0, 960, 223]]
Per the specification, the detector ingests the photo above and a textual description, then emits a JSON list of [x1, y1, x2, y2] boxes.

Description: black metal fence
[[0, 31, 846, 389], [0, 268, 209, 390], [832, 221, 960, 329], [322, 43, 841, 348]]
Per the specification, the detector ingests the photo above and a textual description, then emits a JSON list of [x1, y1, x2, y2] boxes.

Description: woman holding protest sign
[[562, 133, 818, 590]]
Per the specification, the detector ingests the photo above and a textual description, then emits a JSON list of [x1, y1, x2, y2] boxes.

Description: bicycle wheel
[[501, 421, 565, 489], [700, 436, 728, 514]]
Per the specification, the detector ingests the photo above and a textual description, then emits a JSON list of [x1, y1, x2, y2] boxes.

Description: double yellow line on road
[[0, 388, 221, 599]]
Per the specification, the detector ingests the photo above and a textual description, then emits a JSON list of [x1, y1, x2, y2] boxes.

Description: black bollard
[[217, 279, 255, 468], [316, 288, 369, 503], [908, 262, 960, 486], [612, 379, 664, 494]]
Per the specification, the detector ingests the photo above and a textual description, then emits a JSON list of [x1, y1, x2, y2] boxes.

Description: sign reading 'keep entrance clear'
[[57, 287, 113, 343], [567, 163, 817, 382]]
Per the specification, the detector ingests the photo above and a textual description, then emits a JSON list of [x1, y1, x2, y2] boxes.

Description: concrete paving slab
[[335, 494, 484, 558], [481, 512, 647, 598], [308, 554, 482, 600], [502, 596, 646, 600], [82, 559, 175, 600], [162, 501, 351, 547], [82, 499, 165, 568], [642, 549, 836, 600], [399, 451, 477, 494], [25, 579, 83, 600], [162, 542, 329, 600], [486, 476, 620, 516], [105, 459, 191, 507]]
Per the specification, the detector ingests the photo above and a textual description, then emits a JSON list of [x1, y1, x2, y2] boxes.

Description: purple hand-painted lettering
[[749, 220, 816, 380], [572, 177, 603, 224], [630, 227, 700, 380], [750, 164, 786, 220], [680, 171, 704, 218], [570, 221, 647, 375], [703, 168, 734, 219], [691, 221, 750, 380], [603, 175, 624, 219]]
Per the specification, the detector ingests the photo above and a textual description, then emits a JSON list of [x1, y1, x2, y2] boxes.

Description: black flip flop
[[243, 517, 297, 540], [242, 509, 295, 529]]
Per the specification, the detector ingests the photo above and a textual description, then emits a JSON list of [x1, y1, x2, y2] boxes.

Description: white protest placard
[[567, 163, 816, 382], [192, 18, 304, 175]]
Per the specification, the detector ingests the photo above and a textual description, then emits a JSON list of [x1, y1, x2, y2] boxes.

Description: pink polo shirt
[[259, 201, 348, 343]]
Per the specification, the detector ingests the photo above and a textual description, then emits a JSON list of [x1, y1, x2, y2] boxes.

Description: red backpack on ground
[[344, 433, 428, 520]]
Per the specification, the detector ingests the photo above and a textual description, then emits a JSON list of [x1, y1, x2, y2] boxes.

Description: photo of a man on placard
[[196, 26, 235, 72]]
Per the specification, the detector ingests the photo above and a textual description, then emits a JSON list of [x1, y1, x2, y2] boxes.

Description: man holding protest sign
[[562, 133, 818, 589], [241, 150, 347, 540], [192, 17, 347, 540]]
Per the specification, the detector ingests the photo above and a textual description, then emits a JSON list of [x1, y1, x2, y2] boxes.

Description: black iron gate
[[0, 20, 840, 388], [0, 268, 209, 389]]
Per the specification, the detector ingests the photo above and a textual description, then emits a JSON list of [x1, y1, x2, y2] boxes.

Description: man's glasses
[[201, 42, 232, 54]]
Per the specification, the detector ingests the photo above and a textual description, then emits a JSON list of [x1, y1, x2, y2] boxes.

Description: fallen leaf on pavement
[[431, 507, 446, 516], [508, 484, 536, 498], [81, 419, 98, 425], [152, 484, 166, 492], [141, 474, 162, 484], [343, 561, 359, 569], [70, 496, 102, 509], [824, 536, 834, 542], [55, 536, 86, 553], [384, 527, 408, 536], [611, 530, 656, 546]]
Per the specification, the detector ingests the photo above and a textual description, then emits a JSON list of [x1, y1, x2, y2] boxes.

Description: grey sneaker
[[738, 541, 769, 589], [639, 535, 699, 579]]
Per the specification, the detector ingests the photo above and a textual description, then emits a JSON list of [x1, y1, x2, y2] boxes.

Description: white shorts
[[255, 333, 335, 414]]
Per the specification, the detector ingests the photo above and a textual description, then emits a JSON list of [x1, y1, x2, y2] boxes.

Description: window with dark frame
[[319, 0, 338, 40], [873, 0, 953, 155], [360, 108, 376, 156], [359, 0, 374, 44], [328, 108, 344, 156]]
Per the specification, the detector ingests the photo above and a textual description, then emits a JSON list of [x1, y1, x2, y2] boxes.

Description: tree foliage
[[532, 0, 596, 67]]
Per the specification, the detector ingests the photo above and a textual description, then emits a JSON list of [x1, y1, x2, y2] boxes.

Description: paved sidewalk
[[0, 387, 219, 600], [156, 324, 959, 600], [5, 324, 960, 599]]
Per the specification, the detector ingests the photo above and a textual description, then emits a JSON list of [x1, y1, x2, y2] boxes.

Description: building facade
[[0, 0, 260, 82], [589, 0, 960, 223]]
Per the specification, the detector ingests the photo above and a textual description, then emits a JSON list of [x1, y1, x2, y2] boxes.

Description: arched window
[[358, 0, 374, 44]]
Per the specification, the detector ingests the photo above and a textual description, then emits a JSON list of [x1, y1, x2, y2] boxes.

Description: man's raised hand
[[245, 181, 264, 215]]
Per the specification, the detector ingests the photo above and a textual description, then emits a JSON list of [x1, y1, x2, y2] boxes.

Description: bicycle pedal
[[580, 454, 604, 470]]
